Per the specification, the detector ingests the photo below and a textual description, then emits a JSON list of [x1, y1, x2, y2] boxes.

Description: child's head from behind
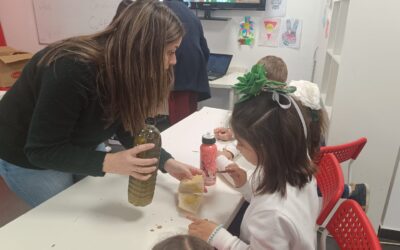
[[231, 91, 320, 197], [257, 56, 288, 83], [152, 235, 213, 250]]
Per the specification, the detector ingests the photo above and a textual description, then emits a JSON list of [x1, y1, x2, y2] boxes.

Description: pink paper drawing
[[280, 18, 302, 49], [259, 18, 281, 47], [265, 20, 278, 40]]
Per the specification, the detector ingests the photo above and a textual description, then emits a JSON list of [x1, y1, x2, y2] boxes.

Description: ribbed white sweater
[[211, 178, 319, 250]]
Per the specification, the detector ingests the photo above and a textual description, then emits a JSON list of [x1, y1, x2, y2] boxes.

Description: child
[[188, 64, 327, 249], [215, 55, 289, 161], [152, 235, 213, 250], [214, 55, 288, 142]]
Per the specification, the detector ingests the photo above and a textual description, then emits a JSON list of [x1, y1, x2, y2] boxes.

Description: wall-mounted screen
[[188, 0, 266, 11]]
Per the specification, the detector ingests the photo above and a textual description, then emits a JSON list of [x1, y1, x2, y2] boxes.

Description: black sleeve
[[24, 59, 106, 176], [199, 23, 210, 62], [115, 125, 173, 173]]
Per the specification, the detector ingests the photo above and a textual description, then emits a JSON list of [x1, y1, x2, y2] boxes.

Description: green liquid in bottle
[[128, 120, 161, 206]]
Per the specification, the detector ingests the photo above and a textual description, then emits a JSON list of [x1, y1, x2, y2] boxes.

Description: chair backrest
[[315, 137, 367, 164], [326, 199, 382, 250], [316, 153, 344, 225]]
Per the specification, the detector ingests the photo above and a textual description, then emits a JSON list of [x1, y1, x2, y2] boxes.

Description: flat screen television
[[186, 0, 266, 20]]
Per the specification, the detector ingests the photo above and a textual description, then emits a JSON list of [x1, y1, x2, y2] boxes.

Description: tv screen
[[188, 0, 266, 11]]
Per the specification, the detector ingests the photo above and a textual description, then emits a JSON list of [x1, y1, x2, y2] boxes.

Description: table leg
[[229, 89, 234, 110]]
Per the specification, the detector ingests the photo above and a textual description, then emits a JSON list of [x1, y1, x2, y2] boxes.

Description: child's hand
[[187, 215, 219, 242], [225, 164, 247, 188], [214, 127, 234, 141]]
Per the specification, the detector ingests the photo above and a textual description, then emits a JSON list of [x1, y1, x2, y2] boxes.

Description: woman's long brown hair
[[38, 0, 184, 135]]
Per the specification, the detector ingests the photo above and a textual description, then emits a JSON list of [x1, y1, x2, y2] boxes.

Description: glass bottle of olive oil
[[128, 118, 161, 206]]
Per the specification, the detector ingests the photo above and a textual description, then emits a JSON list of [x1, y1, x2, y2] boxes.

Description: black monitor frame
[[188, 0, 266, 21]]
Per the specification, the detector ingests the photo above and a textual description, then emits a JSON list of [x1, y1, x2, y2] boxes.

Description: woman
[[114, 0, 210, 126], [0, 0, 202, 207]]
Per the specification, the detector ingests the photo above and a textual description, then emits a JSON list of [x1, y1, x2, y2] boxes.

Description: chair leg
[[347, 159, 354, 184], [319, 228, 328, 250]]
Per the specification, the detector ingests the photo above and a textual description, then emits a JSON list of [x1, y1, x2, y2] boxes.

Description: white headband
[[272, 91, 307, 139]]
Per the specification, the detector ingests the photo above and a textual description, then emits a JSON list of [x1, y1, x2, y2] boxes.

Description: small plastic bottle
[[200, 132, 217, 186], [128, 118, 161, 206]]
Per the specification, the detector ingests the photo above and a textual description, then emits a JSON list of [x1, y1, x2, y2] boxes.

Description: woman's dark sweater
[[0, 49, 172, 176]]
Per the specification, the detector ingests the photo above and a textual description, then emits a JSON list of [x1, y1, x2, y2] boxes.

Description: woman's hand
[[102, 143, 157, 180], [214, 127, 234, 141], [164, 159, 204, 181], [225, 163, 247, 188], [187, 215, 219, 242]]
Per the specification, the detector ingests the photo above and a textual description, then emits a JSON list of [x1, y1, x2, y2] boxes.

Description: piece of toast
[[178, 175, 204, 214]]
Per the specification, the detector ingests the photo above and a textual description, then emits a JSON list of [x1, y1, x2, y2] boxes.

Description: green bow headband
[[233, 64, 296, 103]]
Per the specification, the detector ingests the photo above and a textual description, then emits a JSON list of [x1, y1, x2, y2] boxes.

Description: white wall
[[0, 0, 44, 52], [0, 0, 323, 82], [201, 0, 323, 82], [199, 0, 323, 109], [327, 0, 400, 229]]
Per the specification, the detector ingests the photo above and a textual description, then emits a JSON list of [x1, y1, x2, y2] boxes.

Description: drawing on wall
[[280, 18, 302, 49], [265, 0, 287, 18], [238, 16, 255, 46], [325, 19, 330, 38], [322, 6, 327, 27], [259, 18, 281, 47], [328, 0, 333, 9], [322, 0, 331, 28]]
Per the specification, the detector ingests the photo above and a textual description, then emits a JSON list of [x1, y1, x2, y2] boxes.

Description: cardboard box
[[0, 46, 32, 88]]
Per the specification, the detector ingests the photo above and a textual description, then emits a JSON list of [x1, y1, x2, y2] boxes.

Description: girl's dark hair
[[152, 235, 213, 250], [38, 0, 184, 135], [231, 91, 326, 197]]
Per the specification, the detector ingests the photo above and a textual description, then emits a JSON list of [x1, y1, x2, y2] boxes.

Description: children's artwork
[[265, 0, 287, 18], [325, 19, 330, 38], [328, 0, 333, 9], [259, 18, 281, 47], [279, 18, 302, 49], [238, 16, 255, 46]]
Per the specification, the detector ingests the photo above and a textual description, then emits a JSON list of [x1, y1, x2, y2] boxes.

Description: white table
[[209, 69, 246, 110], [0, 107, 254, 250], [0, 90, 6, 100]]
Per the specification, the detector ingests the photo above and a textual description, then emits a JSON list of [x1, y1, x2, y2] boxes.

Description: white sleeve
[[224, 143, 239, 158], [235, 182, 252, 202], [211, 228, 249, 250], [211, 210, 298, 250], [216, 155, 236, 187]]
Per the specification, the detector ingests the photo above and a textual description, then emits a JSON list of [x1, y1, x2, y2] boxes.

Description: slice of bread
[[178, 175, 204, 194], [178, 193, 204, 214], [178, 175, 204, 214]]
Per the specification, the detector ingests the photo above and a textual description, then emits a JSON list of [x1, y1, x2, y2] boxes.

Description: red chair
[[316, 153, 344, 226], [326, 199, 382, 249], [315, 137, 367, 184]]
